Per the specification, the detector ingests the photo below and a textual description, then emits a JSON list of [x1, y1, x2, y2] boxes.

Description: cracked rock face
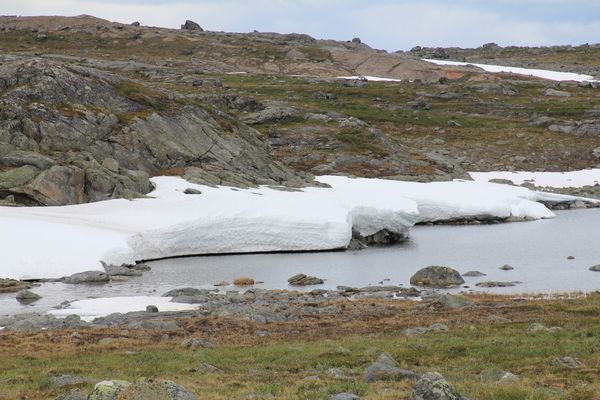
[[0, 58, 305, 205]]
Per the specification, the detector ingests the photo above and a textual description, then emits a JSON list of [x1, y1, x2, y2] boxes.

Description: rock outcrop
[[0, 58, 305, 205]]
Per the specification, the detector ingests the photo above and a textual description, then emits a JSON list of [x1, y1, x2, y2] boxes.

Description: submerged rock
[[589, 264, 600, 272], [462, 271, 486, 277], [475, 281, 518, 288], [410, 266, 464, 288], [15, 289, 42, 304], [63, 271, 109, 284]]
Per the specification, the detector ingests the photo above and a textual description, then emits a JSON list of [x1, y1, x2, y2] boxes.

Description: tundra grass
[[1, 294, 599, 399]]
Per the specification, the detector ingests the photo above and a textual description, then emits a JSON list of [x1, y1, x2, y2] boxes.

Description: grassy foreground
[[1, 293, 599, 399]]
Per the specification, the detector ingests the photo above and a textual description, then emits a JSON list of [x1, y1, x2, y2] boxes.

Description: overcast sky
[[3, 0, 600, 51]]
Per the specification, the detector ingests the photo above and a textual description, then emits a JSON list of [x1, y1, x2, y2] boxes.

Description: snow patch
[[0, 175, 585, 281], [337, 75, 402, 82], [423, 59, 598, 82], [49, 296, 198, 322], [470, 169, 600, 189]]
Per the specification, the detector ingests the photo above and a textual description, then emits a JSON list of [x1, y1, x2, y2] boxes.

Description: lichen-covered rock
[[410, 266, 465, 288], [412, 372, 468, 400], [88, 380, 131, 400]]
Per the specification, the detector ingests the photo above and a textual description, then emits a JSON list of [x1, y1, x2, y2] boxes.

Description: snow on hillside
[[470, 169, 600, 188], [423, 59, 598, 82], [0, 176, 587, 281], [337, 75, 402, 82]]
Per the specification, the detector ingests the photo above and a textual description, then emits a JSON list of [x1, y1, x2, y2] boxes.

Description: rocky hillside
[[1, 15, 599, 206], [0, 57, 305, 206]]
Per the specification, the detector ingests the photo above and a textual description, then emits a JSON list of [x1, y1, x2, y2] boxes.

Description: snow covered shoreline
[[0, 175, 594, 281], [423, 59, 598, 82]]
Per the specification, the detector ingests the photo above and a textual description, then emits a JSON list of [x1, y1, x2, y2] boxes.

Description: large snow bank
[[423, 59, 598, 82], [49, 296, 198, 322], [470, 169, 600, 189], [0, 175, 585, 280]]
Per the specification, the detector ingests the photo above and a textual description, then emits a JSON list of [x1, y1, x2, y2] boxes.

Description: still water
[[2, 209, 599, 316]]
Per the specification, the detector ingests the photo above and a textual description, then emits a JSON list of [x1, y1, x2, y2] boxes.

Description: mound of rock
[[0, 58, 306, 206], [410, 266, 465, 288], [288, 273, 324, 286]]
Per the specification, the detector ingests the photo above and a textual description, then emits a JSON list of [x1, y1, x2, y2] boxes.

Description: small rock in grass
[[435, 294, 474, 309], [551, 356, 584, 369], [331, 393, 361, 400], [413, 372, 469, 400], [233, 277, 255, 286], [527, 323, 562, 333], [182, 337, 214, 349], [364, 353, 419, 383]]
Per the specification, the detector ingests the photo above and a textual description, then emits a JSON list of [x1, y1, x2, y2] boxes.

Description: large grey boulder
[[15, 289, 42, 304], [413, 372, 469, 400], [364, 353, 419, 383], [410, 266, 465, 288], [90, 379, 198, 400]]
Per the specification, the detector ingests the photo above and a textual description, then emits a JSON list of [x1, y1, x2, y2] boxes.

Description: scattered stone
[[462, 271, 486, 277], [88, 380, 131, 400], [146, 305, 159, 313], [544, 88, 571, 97], [90, 379, 198, 400], [364, 353, 419, 383], [181, 20, 203, 31], [588, 265, 600, 272], [488, 315, 511, 323], [183, 188, 202, 195], [331, 393, 361, 400], [412, 372, 468, 400], [404, 327, 430, 336], [429, 323, 449, 332], [410, 266, 465, 288], [288, 273, 324, 286], [102, 262, 143, 277], [63, 271, 110, 284], [351, 37, 362, 44], [233, 277, 255, 286], [475, 281, 518, 288], [527, 323, 562, 333], [498, 371, 519, 383], [551, 356, 583, 369], [56, 389, 87, 400], [214, 281, 230, 286], [434, 294, 474, 309], [499, 264, 514, 271], [50, 374, 93, 387], [182, 337, 214, 349], [201, 363, 223, 373], [16, 290, 42, 304], [163, 288, 205, 297], [567, 255, 575, 260], [130, 21, 140, 26]]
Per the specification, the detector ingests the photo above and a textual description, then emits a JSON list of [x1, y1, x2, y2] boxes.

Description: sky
[[3, 0, 600, 51]]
